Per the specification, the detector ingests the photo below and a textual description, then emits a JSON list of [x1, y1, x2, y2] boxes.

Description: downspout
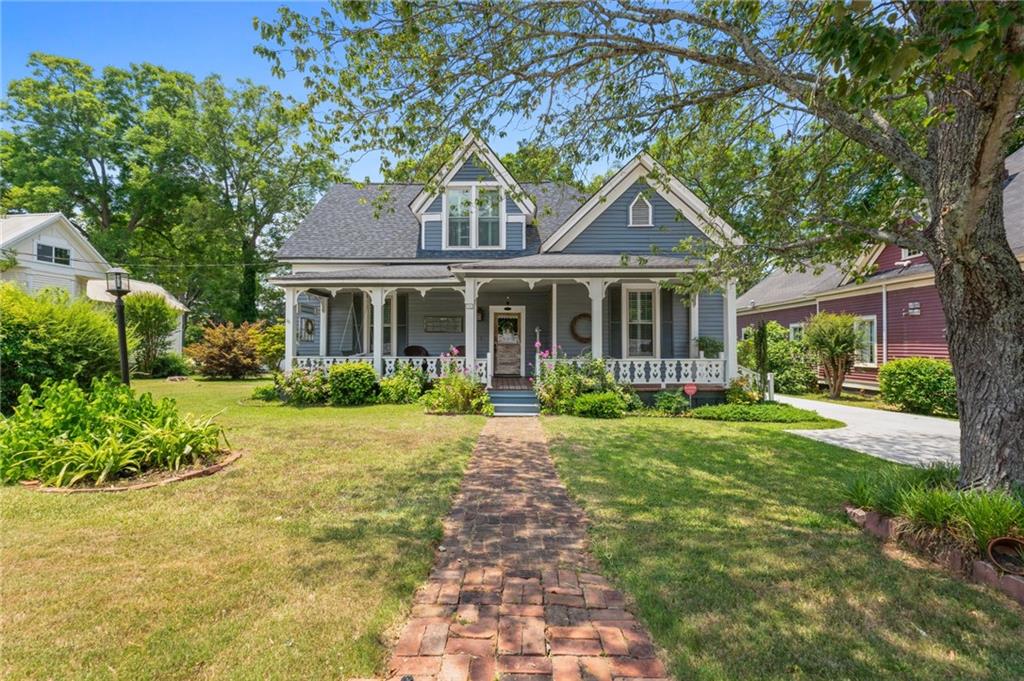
[[881, 284, 888, 365]]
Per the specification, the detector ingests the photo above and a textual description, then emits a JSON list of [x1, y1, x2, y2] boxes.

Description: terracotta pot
[[986, 536, 1024, 575]]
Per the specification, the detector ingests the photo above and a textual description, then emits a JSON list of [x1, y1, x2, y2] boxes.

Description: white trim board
[[541, 153, 743, 252], [488, 304, 527, 377], [409, 132, 535, 216]]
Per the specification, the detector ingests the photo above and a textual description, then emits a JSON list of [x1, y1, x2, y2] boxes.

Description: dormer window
[[629, 193, 653, 227], [445, 186, 504, 249]]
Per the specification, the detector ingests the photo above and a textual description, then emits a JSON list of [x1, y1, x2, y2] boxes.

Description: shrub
[[738, 320, 817, 394], [697, 336, 724, 357], [653, 389, 689, 415], [0, 283, 124, 410], [421, 371, 493, 415], [689, 402, 825, 423], [378, 364, 427, 404], [879, 357, 957, 416], [534, 357, 635, 415], [725, 376, 759, 404], [0, 378, 224, 487], [803, 312, 862, 398], [250, 383, 280, 402], [252, 323, 286, 371], [185, 322, 262, 378], [896, 486, 960, 530], [573, 391, 625, 418], [150, 353, 191, 378], [327, 362, 378, 406], [124, 292, 178, 375], [275, 369, 329, 405]]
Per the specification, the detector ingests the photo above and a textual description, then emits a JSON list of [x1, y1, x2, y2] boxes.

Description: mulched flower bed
[[21, 450, 242, 494], [844, 504, 1024, 606]]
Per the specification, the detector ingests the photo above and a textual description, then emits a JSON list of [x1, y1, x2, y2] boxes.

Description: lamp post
[[105, 267, 132, 386]]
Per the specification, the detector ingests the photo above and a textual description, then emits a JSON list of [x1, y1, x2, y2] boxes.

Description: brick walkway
[[370, 418, 669, 681]]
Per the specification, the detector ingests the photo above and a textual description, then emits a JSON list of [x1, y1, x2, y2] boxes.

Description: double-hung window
[[624, 286, 656, 357], [446, 186, 502, 248], [789, 323, 805, 342], [37, 243, 71, 266], [446, 188, 472, 248], [477, 188, 501, 247], [854, 316, 877, 366]]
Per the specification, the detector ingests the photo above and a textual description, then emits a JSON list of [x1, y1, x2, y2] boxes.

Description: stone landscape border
[[25, 450, 243, 494], [844, 504, 1024, 607]]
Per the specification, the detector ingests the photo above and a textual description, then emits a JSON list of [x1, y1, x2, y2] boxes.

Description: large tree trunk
[[930, 74, 1024, 490]]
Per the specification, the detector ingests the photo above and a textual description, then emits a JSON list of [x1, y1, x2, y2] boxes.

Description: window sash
[[855, 318, 876, 365], [626, 291, 655, 357], [477, 189, 501, 246], [36, 244, 71, 266]]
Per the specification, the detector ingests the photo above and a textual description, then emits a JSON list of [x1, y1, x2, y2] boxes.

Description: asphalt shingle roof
[[741, 145, 1024, 308], [276, 182, 586, 260]]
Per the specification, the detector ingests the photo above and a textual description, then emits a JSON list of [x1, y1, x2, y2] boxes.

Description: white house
[[1, 212, 187, 353]]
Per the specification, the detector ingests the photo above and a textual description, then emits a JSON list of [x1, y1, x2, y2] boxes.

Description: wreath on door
[[570, 313, 592, 344]]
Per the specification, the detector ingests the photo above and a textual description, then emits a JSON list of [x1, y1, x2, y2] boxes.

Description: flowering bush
[[533, 351, 638, 416], [274, 369, 329, 405], [725, 376, 759, 404], [420, 359, 493, 415]]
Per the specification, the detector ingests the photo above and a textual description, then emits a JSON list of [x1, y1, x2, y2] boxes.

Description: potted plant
[[697, 336, 724, 359]]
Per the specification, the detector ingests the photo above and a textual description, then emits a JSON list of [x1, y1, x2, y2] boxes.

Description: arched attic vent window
[[629, 193, 653, 227]]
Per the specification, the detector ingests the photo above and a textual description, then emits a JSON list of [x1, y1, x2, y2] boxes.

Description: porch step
[[488, 389, 540, 417]]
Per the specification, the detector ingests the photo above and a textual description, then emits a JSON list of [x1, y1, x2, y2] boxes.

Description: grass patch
[[0, 378, 484, 679], [790, 391, 959, 420], [544, 416, 1024, 680]]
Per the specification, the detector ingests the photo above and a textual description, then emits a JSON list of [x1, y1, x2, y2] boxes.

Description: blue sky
[[1, 1, 569, 180]]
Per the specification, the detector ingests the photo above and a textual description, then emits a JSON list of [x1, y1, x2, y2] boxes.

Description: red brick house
[[738, 145, 1024, 390]]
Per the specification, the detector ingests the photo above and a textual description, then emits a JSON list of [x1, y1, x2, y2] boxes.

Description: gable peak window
[[629, 193, 653, 227], [37, 243, 71, 266], [445, 185, 503, 249]]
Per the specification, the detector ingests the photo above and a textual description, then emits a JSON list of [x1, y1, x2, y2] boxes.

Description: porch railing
[[292, 354, 492, 386], [537, 357, 728, 387]]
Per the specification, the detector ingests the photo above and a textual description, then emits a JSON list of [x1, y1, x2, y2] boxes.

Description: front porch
[[275, 264, 738, 389]]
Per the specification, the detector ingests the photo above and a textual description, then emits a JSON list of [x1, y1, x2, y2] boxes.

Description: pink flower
[[534, 340, 543, 350]]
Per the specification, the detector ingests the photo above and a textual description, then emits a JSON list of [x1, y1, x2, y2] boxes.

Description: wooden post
[[724, 280, 738, 380], [284, 287, 295, 374]]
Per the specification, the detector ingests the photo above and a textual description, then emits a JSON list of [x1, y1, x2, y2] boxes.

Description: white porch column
[[550, 282, 558, 352], [724, 280, 738, 380], [284, 287, 296, 373], [319, 296, 328, 357], [689, 293, 700, 358], [462, 278, 478, 365], [579, 278, 606, 358], [366, 287, 386, 376]]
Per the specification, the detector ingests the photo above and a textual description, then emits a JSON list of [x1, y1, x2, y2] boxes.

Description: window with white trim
[[624, 286, 656, 357], [445, 186, 503, 249], [36, 242, 71, 266], [854, 316, 877, 366], [900, 247, 923, 259], [789, 322, 805, 342], [628, 193, 653, 227]]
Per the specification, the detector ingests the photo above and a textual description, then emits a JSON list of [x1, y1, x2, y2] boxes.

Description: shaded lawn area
[[1, 379, 484, 680], [789, 390, 958, 419], [544, 416, 1024, 681]]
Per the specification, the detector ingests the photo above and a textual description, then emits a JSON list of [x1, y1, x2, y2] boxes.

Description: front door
[[493, 313, 522, 376]]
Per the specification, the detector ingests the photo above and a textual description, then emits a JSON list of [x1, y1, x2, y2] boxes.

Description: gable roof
[[741, 145, 1024, 310], [276, 182, 584, 261], [409, 132, 535, 216], [0, 212, 111, 269], [541, 153, 743, 252]]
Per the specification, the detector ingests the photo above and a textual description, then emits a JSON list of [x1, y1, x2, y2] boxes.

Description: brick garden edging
[[843, 504, 1024, 607], [25, 450, 243, 494]]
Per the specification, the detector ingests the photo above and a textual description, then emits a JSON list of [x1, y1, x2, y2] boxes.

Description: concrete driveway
[[778, 395, 960, 466]]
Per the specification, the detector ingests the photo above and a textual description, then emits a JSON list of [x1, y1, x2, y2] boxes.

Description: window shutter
[[660, 290, 673, 358], [608, 285, 621, 357]]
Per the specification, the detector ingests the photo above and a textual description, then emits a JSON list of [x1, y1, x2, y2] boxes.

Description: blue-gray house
[[272, 134, 742, 391]]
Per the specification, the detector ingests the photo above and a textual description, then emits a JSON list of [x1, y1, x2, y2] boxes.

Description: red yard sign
[[683, 383, 698, 397]]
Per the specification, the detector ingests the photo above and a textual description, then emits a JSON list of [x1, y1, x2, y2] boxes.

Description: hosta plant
[[0, 378, 226, 487]]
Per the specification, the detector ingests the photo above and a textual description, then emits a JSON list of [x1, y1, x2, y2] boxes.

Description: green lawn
[[544, 416, 1024, 681], [0, 379, 484, 680], [789, 390, 957, 419]]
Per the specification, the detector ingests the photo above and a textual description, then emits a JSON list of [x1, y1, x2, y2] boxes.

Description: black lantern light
[[105, 267, 132, 386]]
